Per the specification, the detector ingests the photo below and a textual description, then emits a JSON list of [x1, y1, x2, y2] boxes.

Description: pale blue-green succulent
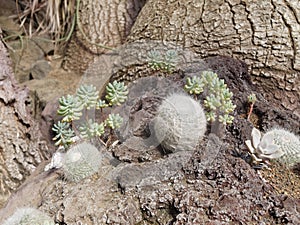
[[105, 80, 128, 106], [53, 82, 127, 147], [147, 50, 163, 70], [96, 99, 109, 109], [57, 94, 82, 122], [78, 119, 105, 139], [52, 121, 75, 147], [147, 49, 178, 73], [184, 76, 204, 95], [184, 71, 236, 125], [76, 84, 99, 109], [105, 113, 123, 130]]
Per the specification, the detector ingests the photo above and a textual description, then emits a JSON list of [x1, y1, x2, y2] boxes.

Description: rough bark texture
[[127, 0, 300, 117], [63, 0, 146, 73], [0, 29, 50, 208]]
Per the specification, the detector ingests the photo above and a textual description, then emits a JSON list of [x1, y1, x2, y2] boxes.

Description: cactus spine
[[3, 207, 54, 225], [62, 142, 102, 182], [267, 128, 300, 167], [153, 93, 207, 152]]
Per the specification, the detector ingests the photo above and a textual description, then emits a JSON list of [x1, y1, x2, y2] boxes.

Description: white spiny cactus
[[246, 127, 300, 167], [3, 207, 54, 225], [153, 93, 207, 152]]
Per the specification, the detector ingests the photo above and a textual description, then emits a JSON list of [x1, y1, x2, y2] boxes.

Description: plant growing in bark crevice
[[52, 82, 128, 147], [184, 71, 236, 137], [147, 49, 178, 73]]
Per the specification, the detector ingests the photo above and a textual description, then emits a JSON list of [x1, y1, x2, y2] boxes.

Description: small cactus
[[246, 127, 300, 167], [267, 128, 300, 167], [62, 142, 103, 182], [3, 207, 54, 225], [153, 93, 207, 152]]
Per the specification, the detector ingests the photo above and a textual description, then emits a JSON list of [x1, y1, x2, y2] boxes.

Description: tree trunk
[[127, 0, 300, 117], [0, 28, 50, 207], [62, 0, 146, 73]]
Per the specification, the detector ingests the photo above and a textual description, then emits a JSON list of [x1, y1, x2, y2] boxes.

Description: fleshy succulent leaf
[[105, 81, 128, 106], [105, 113, 123, 129], [251, 127, 261, 149], [76, 84, 99, 109]]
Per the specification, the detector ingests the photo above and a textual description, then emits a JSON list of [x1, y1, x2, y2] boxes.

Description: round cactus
[[3, 207, 54, 225], [153, 93, 207, 152], [266, 128, 300, 167], [62, 142, 103, 182]]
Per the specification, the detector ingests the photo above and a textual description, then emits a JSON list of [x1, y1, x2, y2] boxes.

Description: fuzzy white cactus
[[3, 207, 54, 225], [153, 93, 207, 152], [246, 127, 300, 167], [62, 142, 103, 182]]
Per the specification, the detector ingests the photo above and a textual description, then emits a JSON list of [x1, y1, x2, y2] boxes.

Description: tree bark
[[0, 28, 50, 207], [127, 0, 300, 116], [62, 0, 146, 73]]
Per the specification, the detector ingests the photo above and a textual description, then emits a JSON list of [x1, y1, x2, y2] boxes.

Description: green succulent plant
[[247, 93, 257, 104], [76, 84, 99, 109], [105, 80, 128, 106], [184, 71, 236, 126], [163, 49, 178, 72], [147, 50, 163, 70], [96, 99, 109, 109], [78, 119, 105, 139], [57, 94, 83, 122], [184, 76, 204, 95], [147, 49, 178, 73], [52, 121, 75, 147], [105, 113, 123, 130], [53, 82, 127, 147]]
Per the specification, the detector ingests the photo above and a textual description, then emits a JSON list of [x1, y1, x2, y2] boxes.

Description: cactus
[[3, 207, 54, 225], [246, 127, 300, 167], [267, 128, 300, 167], [153, 93, 207, 152], [62, 142, 102, 182]]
